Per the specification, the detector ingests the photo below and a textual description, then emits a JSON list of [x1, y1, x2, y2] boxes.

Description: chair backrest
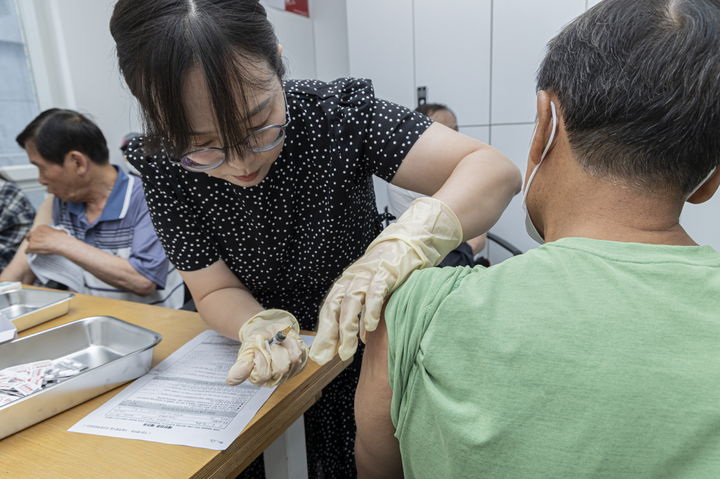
[[486, 232, 523, 256]]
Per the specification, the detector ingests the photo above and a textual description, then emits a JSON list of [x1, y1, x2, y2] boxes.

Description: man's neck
[[542, 180, 695, 246], [83, 165, 118, 222]]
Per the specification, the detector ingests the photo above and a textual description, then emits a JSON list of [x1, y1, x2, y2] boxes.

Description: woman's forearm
[[195, 286, 265, 339], [180, 261, 266, 340]]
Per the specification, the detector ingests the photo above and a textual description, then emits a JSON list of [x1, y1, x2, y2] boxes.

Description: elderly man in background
[[0, 109, 184, 308], [355, 0, 720, 477]]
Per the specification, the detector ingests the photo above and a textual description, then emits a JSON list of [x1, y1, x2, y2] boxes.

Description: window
[[0, 0, 39, 167]]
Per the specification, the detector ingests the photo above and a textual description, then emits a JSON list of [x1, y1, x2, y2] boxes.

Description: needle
[[267, 325, 293, 346]]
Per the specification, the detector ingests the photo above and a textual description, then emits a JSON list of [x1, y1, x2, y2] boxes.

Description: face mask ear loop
[[686, 166, 717, 201], [522, 101, 558, 202]]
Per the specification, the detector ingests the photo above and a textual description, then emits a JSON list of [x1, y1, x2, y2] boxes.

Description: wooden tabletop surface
[[0, 290, 348, 478]]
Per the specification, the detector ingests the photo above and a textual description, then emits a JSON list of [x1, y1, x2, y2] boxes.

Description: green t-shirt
[[385, 237, 720, 479]]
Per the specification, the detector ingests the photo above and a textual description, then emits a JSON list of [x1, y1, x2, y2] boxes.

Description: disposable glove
[[310, 197, 462, 365], [226, 309, 309, 387]]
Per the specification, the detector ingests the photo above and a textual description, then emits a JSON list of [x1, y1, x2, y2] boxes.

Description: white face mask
[[522, 101, 558, 244]]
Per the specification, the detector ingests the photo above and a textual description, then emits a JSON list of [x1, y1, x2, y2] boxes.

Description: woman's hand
[[226, 309, 309, 387], [310, 197, 463, 365]]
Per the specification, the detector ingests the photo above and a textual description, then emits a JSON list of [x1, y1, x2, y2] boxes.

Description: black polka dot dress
[[126, 78, 432, 478]]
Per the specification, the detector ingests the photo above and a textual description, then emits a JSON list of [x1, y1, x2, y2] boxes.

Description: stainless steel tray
[[0, 288, 74, 332], [0, 316, 162, 439]]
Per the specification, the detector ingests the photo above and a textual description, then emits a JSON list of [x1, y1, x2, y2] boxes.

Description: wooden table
[[0, 290, 349, 478]]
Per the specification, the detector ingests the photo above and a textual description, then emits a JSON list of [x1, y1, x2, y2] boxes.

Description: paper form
[[69, 330, 314, 450]]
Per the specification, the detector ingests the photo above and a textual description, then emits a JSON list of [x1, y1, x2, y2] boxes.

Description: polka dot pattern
[[125, 78, 432, 477]]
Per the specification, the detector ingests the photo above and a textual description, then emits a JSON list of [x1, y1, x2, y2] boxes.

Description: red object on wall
[[285, 0, 309, 17]]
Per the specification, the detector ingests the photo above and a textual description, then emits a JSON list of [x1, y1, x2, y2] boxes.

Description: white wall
[[267, 8, 317, 80], [347, 0, 414, 107], [310, 0, 350, 82], [267, 0, 350, 81]]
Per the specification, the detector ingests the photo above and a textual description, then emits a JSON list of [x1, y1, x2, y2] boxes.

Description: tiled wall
[[447, 0, 587, 255]]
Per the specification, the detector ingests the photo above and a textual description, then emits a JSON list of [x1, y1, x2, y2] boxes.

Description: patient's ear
[[687, 168, 720, 204], [64, 151, 89, 176], [528, 91, 555, 169]]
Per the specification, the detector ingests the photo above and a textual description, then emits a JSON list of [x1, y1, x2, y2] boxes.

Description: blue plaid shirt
[[0, 179, 35, 271]]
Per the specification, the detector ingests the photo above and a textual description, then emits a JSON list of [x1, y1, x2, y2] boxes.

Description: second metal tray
[[0, 288, 74, 332], [0, 316, 162, 439]]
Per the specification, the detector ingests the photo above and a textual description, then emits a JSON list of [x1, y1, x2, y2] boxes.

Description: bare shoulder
[[355, 306, 403, 478]]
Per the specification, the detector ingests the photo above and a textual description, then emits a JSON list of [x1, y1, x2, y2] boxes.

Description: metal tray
[[0, 288, 74, 332], [0, 316, 162, 439]]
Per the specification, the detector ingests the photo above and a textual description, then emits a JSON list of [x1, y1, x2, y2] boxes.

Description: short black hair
[[537, 0, 720, 195], [415, 103, 455, 119], [16, 109, 109, 166], [110, 0, 285, 157]]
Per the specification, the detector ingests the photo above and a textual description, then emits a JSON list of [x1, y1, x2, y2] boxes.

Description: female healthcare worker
[[110, 0, 521, 476]]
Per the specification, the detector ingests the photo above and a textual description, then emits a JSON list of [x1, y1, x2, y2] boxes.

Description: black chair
[[486, 232, 523, 256], [473, 232, 523, 266], [180, 284, 196, 311]]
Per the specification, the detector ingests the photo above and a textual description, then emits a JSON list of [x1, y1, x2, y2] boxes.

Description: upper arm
[[355, 306, 403, 479], [127, 206, 170, 288], [392, 122, 508, 196], [356, 267, 471, 477], [320, 80, 433, 182], [34, 195, 53, 227], [179, 259, 246, 303]]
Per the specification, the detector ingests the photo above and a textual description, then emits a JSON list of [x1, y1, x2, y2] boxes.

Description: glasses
[[172, 90, 291, 173]]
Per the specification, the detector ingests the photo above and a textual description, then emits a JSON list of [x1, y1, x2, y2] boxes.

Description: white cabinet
[[460, 126, 490, 144], [310, 0, 350, 81], [347, 0, 415, 107], [486, 123, 537, 254], [413, 0, 491, 126], [491, 0, 586, 124]]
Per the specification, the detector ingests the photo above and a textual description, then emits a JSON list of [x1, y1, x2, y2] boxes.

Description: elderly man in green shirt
[[354, 0, 720, 477]]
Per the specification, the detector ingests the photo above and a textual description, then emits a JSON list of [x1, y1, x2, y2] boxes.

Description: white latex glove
[[226, 309, 309, 387], [310, 197, 462, 365]]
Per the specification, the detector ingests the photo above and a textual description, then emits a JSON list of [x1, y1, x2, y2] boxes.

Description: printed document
[[69, 330, 313, 450]]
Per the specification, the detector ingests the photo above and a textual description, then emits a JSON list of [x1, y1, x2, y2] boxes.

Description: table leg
[[263, 415, 308, 479]]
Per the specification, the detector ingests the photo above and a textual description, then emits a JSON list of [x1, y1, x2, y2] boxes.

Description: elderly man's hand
[[25, 225, 74, 255]]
